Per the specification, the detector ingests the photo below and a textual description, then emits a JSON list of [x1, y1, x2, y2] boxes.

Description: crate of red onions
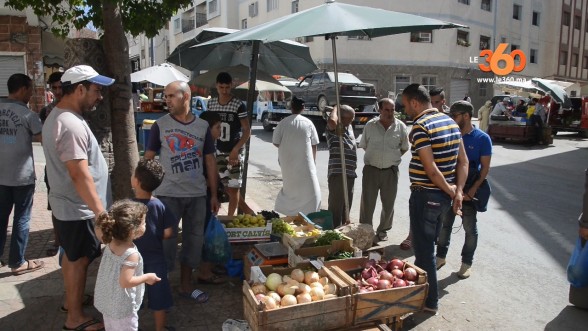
[[329, 258, 428, 325]]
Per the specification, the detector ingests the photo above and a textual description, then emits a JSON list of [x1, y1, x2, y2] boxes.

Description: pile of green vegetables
[[314, 230, 344, 247]]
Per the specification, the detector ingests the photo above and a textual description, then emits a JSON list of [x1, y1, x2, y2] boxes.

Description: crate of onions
[[242, 266, 354, 331], [329, 258, 428, 325]]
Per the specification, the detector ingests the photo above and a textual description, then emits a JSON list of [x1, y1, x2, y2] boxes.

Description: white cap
[[61, 65, 115, 86]]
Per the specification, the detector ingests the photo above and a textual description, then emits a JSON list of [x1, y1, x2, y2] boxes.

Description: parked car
[[288, 71, 377, 112]]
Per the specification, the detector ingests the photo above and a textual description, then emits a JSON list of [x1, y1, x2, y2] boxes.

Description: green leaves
[[6, 0, 192, 38]]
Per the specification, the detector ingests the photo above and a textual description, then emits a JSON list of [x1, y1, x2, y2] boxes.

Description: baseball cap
[[61, 65, 115, 86], [502, 97, 511, 102], [292, 96, 305, 109]]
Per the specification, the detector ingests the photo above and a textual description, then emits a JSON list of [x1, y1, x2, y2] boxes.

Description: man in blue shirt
[[436, 100, 492, 279]]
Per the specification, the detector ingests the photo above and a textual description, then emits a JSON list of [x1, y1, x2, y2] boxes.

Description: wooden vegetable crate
[[242, 266, 354, 330]]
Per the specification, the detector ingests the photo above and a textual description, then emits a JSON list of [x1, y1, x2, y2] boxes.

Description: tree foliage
[[6, 0, 193, 38]]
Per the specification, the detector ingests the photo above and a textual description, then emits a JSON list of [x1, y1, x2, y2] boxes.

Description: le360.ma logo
[[469, 43, 527, 76]]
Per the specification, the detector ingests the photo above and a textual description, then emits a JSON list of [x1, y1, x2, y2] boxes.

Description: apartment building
[[130, 0, 587, 105]]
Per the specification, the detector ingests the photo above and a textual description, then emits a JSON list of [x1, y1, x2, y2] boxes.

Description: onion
[[267, 291, 281, 302], [286, 279, 300, 287], [310, 282, 323, 289], [364, 259, 377, 268], [366, 277, 379, 287], [251, 283, 268, 295], [391, 269, 404, 279], [319, 277, 330, 286], [297, 284, 311, 294], [404, 267, 418, 281], [379, 270, 394, 281], [324, 283, 337, 295], [407, 281, 416, 286], [304, 271, 320, 285], [309, 287, 325, 301], [277, 283, 296, 296], [388, 259, 405, 270], [291, 269, 305, 283], [359, 287, 370, 294], [377, 279, 391, 290], [296, 293, 312, 304], [266, 273, 282, 291], [282, 275, 292, 283], [255, 293, 266, 303], [281, 294, 297, 307], [393, 278, 407, 288], [262, 296, 278, 310], [361, 266, 378, 280]]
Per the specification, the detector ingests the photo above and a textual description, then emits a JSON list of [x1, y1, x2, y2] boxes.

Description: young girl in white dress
[[94, 200, 161, 330]]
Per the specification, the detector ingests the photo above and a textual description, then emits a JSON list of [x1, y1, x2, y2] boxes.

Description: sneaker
[[436, 257, 446, 270], [458, 263, 472, 279], [377, 232, 388, 241]]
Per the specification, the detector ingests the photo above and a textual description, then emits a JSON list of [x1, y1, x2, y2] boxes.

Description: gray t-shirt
[[0, 98, 42, 186], [148, 114, 213, 198], [42, 107, 111, 221]]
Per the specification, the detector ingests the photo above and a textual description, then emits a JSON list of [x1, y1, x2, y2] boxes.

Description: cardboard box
[[217, 216, 272, 243]]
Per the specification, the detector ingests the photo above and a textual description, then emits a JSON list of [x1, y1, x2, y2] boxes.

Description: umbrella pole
[[240, 40, 260, 210], [330, 36, 350, 225]]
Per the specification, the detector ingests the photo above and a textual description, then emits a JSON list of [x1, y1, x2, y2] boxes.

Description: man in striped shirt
[[402, 84, 468, 313]]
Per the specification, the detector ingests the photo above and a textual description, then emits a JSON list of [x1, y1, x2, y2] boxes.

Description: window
[[479, 83, 487, 97], [457, 30, 469, 46], [208, 0, 218, 14], [500, 36, 507, 43], [584, 56, 588, 69], [348, 35, 371, 41], [173, 18, 181, 34], [249, 2, 258, 17], [532, 11, 540, 26], [571, 91, 577, 97], [560, 51, 568, 66], [530, 49, 537, 64], [291, 0, 299, 13], [513, 4, 521, 20], [511, 44, 519, 51], [410, 31, 432, 43], [140, 48, 145, 59], [572, 53, 579, 67], [241, 18, 247, 29], [267, 0, 278, 12], [481, 0, 492, 12], [563, 11, 570, 26], [458, 0, 470, 5], [421, 76, 436, 91], [575, 15, 582, 30], [479, 35, 490, 50], [395, 76, 411, 95]]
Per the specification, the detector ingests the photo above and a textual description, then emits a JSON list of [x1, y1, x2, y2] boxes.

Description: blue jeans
[[0, 184, 35, 268], [409, 189, 452, 310], [437, 202, 478, 265]]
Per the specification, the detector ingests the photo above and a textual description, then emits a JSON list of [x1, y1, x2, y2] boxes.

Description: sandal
[[60, 294, 94, 313], [198, 274, 227, 284], [11, 259, 44, 275], [400, 239, 412, 250], [62, 318, 104, 331], [179, 289, 209, 303]]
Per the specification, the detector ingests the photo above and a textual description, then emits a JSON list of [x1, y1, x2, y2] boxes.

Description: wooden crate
[[243, 267, 353, 330], [217, 215, 272, 243], [328, 261, 428, 326]]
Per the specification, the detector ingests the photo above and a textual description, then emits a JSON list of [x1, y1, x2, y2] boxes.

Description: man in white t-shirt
[[272, 96, 321, 215]]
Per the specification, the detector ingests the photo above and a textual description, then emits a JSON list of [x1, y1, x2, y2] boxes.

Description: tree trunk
[[102, 0, 139, 200], [64, 39, 114, 172]]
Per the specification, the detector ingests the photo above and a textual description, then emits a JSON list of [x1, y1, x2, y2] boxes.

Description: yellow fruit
[[227, 222, 235, 228], [237, 214, 244, 220]]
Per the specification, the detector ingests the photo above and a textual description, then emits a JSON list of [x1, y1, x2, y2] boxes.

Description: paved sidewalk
[[0, 164, 245, 331]]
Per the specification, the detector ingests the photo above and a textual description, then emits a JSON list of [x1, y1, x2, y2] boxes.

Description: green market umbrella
[[531, 78, 572, 108], [195, 0, 465, 221]]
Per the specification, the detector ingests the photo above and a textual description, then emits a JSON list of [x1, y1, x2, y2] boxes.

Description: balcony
[[182, 18, 195, 33], [196, 13, 207, 28]]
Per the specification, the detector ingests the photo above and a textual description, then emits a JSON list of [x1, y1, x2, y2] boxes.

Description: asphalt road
[[33, 120, 588, 330], [244, 121, 588, 330]]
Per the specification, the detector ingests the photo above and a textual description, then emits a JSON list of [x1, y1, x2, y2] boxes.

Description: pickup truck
[[260, 72, 378, 138]]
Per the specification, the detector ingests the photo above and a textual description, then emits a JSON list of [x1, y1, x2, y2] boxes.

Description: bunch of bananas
[[293, 228, 321, 238]]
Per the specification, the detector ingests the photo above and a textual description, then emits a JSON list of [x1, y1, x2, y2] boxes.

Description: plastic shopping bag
[[567, 237, 588, 287], [203, 215, 231, 264]]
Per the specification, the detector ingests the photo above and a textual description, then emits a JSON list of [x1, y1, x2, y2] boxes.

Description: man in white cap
[[42, 64, 114, 331], [491, 97, 510, 117]]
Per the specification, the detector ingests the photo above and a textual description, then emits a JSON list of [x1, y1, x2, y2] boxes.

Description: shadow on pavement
[[438, 274, 461, 300], [544, 305, 588, 330]]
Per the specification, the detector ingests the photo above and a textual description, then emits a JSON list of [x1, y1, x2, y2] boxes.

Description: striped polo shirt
[[409, 109, 462, 190], [326, 125, 357, 178]]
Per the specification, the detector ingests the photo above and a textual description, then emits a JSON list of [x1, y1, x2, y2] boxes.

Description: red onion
[[366, 277, 379, 287], [391, 269, 404, 279], [377, 279, 391, 290], [379, 270, 394, 281], [359, 287, 370, 294], [388, 259, 404, 270], [361, 266, 378, 280], [393, 278, 407, 288], [404, 267, 418, 281]]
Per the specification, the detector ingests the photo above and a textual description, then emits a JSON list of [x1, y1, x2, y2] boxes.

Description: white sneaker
[[436, 257, 446, 270], [458, 263, 472, 279]]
